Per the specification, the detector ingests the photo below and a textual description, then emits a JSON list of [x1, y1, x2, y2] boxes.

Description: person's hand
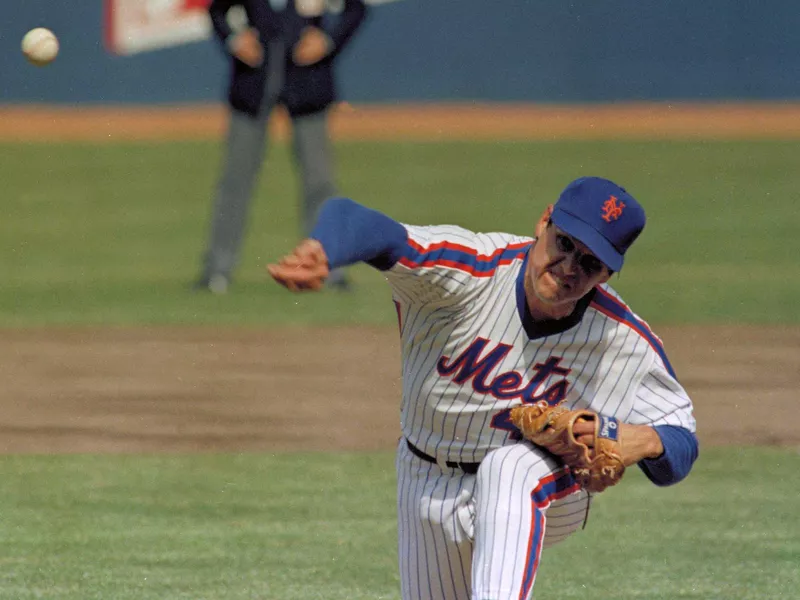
[[230, 28, 263, 68], [291, 26, 333, 66], [572, 420, 664, 467], [267, 239, 330, 292]]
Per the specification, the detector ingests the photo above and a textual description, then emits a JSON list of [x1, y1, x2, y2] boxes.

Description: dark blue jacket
[[209, 0, 368, 118]]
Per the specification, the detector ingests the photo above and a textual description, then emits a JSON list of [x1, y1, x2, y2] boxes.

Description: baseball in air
[[21, 28, 59, 66]]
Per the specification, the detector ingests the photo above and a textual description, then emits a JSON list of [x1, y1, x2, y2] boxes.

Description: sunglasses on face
[[549, 224, 606, 276]]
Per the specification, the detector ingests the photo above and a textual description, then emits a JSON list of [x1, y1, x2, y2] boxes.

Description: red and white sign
[[105, 0, 212, 55], [104, 0, 403, 56]]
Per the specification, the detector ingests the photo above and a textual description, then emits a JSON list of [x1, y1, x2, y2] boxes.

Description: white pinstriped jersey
[[386, 224, 696, 465]]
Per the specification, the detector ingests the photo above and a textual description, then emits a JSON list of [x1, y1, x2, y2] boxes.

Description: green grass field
[[1, 138, 798, 599], [2, 139, 799, 326], [1, 448, 798, 600]]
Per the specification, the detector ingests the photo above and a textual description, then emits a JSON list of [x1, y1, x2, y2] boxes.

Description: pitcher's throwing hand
[[267, 239, 330, 291]]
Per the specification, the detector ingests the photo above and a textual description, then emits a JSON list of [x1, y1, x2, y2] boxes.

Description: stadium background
[[4, 0, 800, 104], [1, 1, 799, 599]]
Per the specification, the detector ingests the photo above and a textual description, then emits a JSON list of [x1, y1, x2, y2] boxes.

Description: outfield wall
[[3, 1, 799, 104]]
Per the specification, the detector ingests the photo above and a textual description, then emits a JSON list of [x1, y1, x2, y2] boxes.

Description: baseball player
[[268, 176, 699, 600]]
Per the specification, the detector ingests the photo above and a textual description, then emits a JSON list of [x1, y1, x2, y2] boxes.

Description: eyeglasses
[[549, 223, 606, 276]]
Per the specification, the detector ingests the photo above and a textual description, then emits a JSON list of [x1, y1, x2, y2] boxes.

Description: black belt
[[405, 439, 481, 475]]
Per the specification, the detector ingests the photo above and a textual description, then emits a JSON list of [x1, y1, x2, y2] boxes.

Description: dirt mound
[[1, 325, 796, 453]]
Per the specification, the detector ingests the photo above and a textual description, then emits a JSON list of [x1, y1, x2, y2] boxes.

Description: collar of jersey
[[515, 245, 596, 340]]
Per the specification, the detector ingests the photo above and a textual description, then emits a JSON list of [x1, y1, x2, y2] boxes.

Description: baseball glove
[[509, 401, 625, 493]]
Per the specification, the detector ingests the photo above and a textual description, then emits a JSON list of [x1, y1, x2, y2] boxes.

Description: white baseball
[[21, 28, 59, 66]]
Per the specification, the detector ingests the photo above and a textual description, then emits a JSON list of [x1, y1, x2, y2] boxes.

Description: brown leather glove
[[509, 401, 625, 493]]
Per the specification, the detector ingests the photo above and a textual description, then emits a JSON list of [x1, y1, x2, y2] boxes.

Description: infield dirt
[[1, 103, 798, 454]]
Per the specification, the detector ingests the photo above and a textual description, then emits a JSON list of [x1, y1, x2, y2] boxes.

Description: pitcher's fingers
[[572, 421, 595, 436], [273, 265, 323, 289], [279, 255, 302, 268], [298, 254, 320, 268], [266, 264, 285, 281], [267, 265, 299, 289], [296, 240, 326, 264]]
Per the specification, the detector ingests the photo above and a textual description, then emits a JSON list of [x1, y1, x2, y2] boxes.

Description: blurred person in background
[[195, 0, 368, 294]]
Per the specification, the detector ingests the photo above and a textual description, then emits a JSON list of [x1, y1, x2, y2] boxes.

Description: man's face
[[526, 206, 612, 315]]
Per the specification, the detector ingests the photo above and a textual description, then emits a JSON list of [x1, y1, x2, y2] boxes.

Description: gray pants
[[200, 108, 337, 280], [200, 43, 342, 283]]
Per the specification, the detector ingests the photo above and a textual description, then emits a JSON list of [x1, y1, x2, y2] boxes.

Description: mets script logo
[[436, 338, 571, 433], [601, 195, 625, 222]]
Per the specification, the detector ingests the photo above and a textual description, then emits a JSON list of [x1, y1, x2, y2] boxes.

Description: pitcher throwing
[[268, 176, 699, 600]]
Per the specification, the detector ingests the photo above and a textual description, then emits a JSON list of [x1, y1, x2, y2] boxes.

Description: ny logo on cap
[[601, 195, 625, 222]]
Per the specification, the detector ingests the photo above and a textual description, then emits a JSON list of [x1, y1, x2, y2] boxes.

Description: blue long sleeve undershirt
[[309, 197, 699, 486], [310, 197, 407, 271], [639, 425, 699, 486]]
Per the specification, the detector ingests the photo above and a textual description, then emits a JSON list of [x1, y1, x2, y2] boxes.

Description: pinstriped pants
[[396, 440, 590, 600]]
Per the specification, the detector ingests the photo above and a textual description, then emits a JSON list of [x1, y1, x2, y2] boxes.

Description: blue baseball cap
[[550, 176, 646, 272]]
